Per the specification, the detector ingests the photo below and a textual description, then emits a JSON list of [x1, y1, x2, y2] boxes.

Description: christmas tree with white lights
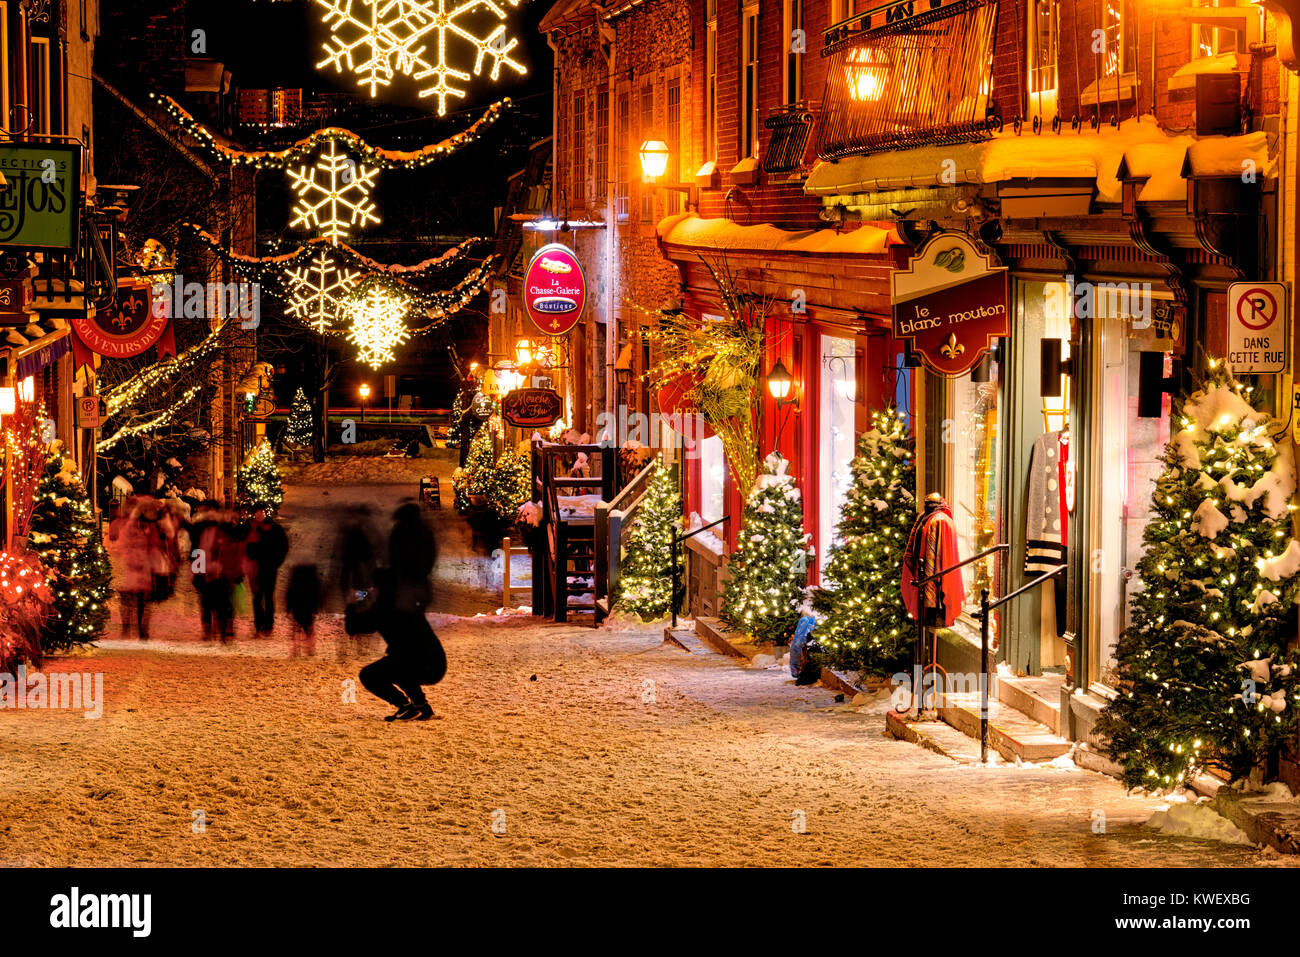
[[27, 444, 113, 651], [813, 407, 915, 675], [721, 452, 813, 645], [614, 460, 683, 620], [285, 388, 313, 448], [236, 441, 284, 515], [454, 425, 495, 511], [1096, 360, 1300, 788], [489, 444, 532, 520]]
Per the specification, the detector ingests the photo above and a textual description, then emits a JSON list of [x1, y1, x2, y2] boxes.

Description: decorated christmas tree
[[488, 444, 532, 520], [236, 441, 284, 515], [453, 424, 495, 511], [27, 445, 114, 651], [446, 388, 465, 449], [813, 407, 915, 674], [721, 452, 813, 644], [1096, 361, 1300, 788], [285, 388, 314, 448], [614, 460, 683, 619]]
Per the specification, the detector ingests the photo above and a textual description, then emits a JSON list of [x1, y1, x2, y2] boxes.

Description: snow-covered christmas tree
[[285, 388, 313, 448], [1096, 360, 1300, 788], [27, 444, 113, 651], [488, 444, 532, 520], [236, 441, 284, 515], [453, 425, 495, 511], [614, 460, 683, 620], [721, 452, 813, 644], [813, 407, 915, 674]]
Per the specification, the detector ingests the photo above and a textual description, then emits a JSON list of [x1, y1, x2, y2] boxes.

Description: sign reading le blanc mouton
[[0, 144, 81, 250], [523, 243, 587, 337], [891, 232, 1009, 377]]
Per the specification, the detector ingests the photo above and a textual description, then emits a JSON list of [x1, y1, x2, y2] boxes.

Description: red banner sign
[[891, 233, 1008, 378], [502, 387, 564, 429], [523, 243, 587, 337], [70, 279, 174, 369]]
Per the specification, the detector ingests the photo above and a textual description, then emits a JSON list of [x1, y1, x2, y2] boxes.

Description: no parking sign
[[1227, 282, 1288, 374]]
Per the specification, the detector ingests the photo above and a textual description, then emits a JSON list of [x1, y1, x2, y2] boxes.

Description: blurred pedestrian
[[244, 503, 289, 636], [117, 499, 167, 640], [285, 563, 322, 656], [334, 504, 378, 609], [188, 501, 223, 639]]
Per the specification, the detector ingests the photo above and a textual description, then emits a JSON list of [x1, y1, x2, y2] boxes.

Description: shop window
[[1091, 302, 1174, 689], [818, 335, 856, 578], [699, 433, 726, 525], [945, 351, 1003, 611]]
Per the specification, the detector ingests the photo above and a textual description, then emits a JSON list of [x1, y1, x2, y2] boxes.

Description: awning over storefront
[[15, 331, 70, 379], [657, 212, 893, 255]]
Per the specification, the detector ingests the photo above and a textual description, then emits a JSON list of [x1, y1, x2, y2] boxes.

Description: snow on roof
[[657, 212, 891, 256], [806, 119, 1268, 206]]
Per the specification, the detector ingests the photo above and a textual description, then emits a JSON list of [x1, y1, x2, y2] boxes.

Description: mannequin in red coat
[[901, 494, 965, 627]]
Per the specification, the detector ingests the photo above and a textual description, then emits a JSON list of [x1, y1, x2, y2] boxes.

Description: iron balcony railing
[[762, 105, 815, 174], [816, 0, 1002, 161]]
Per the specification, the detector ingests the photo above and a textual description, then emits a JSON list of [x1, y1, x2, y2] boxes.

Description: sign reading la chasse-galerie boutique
[[891, 232, 1009, 378], [523, 242, 587, 337]]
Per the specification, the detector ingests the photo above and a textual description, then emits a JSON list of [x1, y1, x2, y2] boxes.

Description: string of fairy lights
[[163, 94, 505, 367]]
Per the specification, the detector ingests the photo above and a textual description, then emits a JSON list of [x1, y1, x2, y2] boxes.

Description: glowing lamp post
[[767, 359, 798, 409], [639, 140, 670, 182], [359, 382, 371, 422]]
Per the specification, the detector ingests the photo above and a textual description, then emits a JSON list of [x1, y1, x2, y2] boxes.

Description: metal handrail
[[969, 564, 1067, 763], [915, 542, 1008, 588], [670, 515, 730, 629]]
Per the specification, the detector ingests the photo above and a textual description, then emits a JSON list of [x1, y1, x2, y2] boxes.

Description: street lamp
[[639, 138, 698, 207], [767, 359, 798, 410], [359, 382, 371, 421], [514, 337, 535, 369]]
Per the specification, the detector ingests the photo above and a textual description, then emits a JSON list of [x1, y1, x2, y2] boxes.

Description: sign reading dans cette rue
[[523, 243, 587, 337], [891, 232, 1009, 378]]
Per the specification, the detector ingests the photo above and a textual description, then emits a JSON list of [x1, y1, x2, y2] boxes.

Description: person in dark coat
[[358, 506, 445, 720], [285, 563, 322, 656], [244, 504, 290, 635], [186, 500, 224, 639], [334, 504, 378, 610]]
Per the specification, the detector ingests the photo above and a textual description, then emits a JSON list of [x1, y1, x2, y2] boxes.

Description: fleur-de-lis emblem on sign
[[938, 333, 965, 359]]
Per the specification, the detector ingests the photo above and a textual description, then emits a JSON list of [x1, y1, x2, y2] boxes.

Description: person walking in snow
[[117, 498, 167, 640], [244, 503, 289, 636], [358, 504, 445, 721]]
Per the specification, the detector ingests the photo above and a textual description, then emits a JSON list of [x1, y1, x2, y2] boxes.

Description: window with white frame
[[571, 90, 586, 205], [1100, 0, 1138, 77], [1027, 0, 1058, 116], [741, 4, 759, 159], [29, 36, 51, 136], [1192, 0, 1241, 58], [595, 88, 609, 205], [699, 434, 726, 526], [783, 0, 804, 106], [706, 0, 717, 160]]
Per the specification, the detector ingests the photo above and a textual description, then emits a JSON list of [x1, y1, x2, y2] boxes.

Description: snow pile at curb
[[1146, 802, 1254, 846]]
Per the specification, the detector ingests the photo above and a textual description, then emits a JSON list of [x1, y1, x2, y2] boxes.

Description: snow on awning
[[807, 120, 1190, 205], [657, 212, 891, 256], [1180, 131, 1276, 181]]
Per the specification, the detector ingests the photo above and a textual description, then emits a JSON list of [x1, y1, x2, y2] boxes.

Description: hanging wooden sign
[[891, 232, 1009, 378], [522, 243, 587, 337], [502, 387, 563, 428]]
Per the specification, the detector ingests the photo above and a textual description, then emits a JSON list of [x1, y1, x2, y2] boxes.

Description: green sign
[[0, 144, 80, 250]]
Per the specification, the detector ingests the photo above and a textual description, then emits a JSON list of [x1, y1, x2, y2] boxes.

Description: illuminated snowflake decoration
[[314, 0, 528, 116], [346, 284, 412, 368], [285, 250, 361, 333], [289, 140, 380, 243]]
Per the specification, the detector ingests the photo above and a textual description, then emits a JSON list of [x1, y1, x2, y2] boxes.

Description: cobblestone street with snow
[[1, 458, 1295, 868]]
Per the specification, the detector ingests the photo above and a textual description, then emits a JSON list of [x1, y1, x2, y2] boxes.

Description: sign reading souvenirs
[[523, 243, 587, 337], [69, 279, 175, 369], [1227, 282, 1288, 374], [0, 144, 81, 250], [502, 387, 563, 429], [891, 232, 1008, 377]]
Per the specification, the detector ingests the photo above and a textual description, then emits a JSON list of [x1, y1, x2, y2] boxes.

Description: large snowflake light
[[314, 0, 528, 116], [346, 284, 412, 368], [289, 140, 380, 243], [285, 251, 361, 333]]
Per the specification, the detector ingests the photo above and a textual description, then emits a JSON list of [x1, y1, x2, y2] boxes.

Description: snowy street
[[0, 458, 1293, 868]]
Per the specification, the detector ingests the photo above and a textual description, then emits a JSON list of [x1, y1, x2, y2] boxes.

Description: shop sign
[[891, 233, 1008, 377], [0, 144, 81, 250], [470, 391, 495, 420], [1227, 282, 1288, 374], [523, 243, 586, 337], [0, 276, 33, 320], [502, 387, 563, 429], [70, 279, 174, 369]]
